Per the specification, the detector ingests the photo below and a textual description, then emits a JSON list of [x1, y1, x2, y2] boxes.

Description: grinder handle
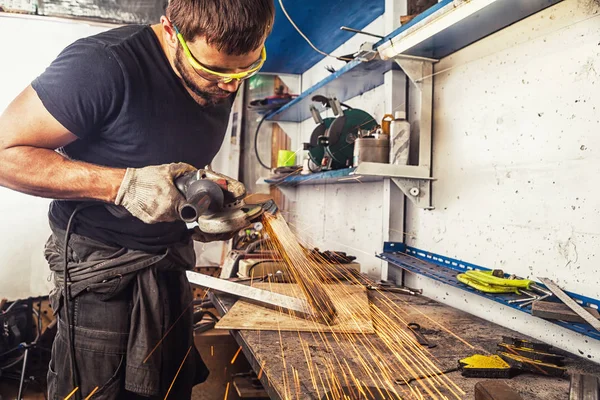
[[175, 172, 224, 222]]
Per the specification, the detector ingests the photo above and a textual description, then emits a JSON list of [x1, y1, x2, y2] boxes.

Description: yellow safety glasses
[[173, 25, 266, 84]]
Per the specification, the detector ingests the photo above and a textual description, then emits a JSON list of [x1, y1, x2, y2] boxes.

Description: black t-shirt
[[32, 25, 233, 252]]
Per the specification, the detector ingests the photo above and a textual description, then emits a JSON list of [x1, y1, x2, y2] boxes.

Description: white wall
[[283, 17, 391, 276], [0, 14, 114, 299], [404, 0, 600, 360], [284, 0, 600, 361]]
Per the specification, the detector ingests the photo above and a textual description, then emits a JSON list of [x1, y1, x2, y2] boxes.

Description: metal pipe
[[518, 293, 551, 309], [17, 347, 29, 400], [340, 26, 384, 39]]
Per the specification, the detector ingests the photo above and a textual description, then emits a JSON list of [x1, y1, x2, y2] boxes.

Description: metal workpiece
[[531, 283, 553, 297], [186, 271, 319, 322], [517, 294, 551, 309], [539, 278, 600, 332], [407, 322, 436, 348], [570, 373, 600, 400]]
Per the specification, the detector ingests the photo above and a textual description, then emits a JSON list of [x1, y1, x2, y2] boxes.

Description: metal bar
[[17, 347, 29, 400], [538, 278, 600, 332], [340, 26, 385, 39], [352, 163, 433, 179], [186, 271, 315, 320], [570, 373, 600, 400]]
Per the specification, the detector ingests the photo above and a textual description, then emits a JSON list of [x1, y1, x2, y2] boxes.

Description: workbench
[[210, 289, 600, 399]]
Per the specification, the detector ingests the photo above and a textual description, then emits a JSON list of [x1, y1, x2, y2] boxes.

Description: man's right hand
[[114, 163, 197, 224]]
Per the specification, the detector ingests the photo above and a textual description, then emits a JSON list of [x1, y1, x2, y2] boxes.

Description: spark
[[255, 211, 468, 399], [164, 346, 192, 400], [231, 346, 242, 364], [83, 387, 99, 400], [224, 382, 230, 399], [143, 300, 194, 364], [257, 360, 266, 380], [64, 387, 79, 400]]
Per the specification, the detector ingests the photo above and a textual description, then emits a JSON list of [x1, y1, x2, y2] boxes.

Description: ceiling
[[262, 0, 384, 74]]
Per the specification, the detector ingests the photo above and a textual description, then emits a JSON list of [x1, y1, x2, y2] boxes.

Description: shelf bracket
[[392, 55, 438, 88], [391, 177, 434, 210], [391, 54, 438, 209]]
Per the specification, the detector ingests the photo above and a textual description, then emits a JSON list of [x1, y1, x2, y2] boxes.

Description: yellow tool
[[457, 270, 533, 294], [458, 354, 512, 378]]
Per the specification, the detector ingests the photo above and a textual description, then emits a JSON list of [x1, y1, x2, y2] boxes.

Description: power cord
[[254, 109, 279, 170], [63, 203, 95, 400]]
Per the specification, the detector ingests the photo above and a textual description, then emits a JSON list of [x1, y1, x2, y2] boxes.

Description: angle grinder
[[175, 168, 277, 235]]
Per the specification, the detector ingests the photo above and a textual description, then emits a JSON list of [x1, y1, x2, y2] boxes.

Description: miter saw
[[304, 96, 378, 171], [175, 167, 277, 235]]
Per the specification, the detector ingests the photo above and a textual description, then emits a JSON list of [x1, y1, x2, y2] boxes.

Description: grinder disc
[[196, 205, 263, 234]]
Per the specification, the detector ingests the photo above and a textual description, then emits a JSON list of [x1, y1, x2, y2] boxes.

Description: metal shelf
[[263, 167, 383, 187], [377, 0, 563, 61], [266, 59, 395, 123], [378, 243, 600, 341], [265, 0, 562, 123]]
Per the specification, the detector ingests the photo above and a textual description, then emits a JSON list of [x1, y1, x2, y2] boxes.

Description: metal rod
[[340, 26, 385, 39], [518, 293, 551, 309], [186, 271, 320, 321], [17, 347, 29, 400]]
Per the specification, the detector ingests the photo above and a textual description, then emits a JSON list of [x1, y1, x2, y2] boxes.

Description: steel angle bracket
[[390, 54, 438, 210], [391, 54, 438, 88], [352, 163, 435, 209], [391, 177, 434, 210]]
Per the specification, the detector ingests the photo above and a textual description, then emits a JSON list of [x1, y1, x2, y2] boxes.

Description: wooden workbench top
[[210, 289, 600, 399]]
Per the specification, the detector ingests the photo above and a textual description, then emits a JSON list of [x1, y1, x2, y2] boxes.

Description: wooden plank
[[532, 300, 600, 324], [216, 283, 374, 333]]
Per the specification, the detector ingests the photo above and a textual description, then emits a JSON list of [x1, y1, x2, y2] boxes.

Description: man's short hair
[[166, 0, 275, 55]]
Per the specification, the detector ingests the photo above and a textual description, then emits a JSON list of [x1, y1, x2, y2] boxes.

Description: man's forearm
[[0, 146, 125, 203]]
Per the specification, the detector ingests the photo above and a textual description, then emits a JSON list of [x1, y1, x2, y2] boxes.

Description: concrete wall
[[404, 0, 600, 360], [285, 0, 600, 361], [0, 14, 113, 300], [282, 17, 391, 277]]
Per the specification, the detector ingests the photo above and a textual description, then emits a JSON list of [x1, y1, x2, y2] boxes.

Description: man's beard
[[174, 47, 231, 106]]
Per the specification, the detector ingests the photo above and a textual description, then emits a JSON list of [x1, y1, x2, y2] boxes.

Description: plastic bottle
[[389, 111, 410, 165]]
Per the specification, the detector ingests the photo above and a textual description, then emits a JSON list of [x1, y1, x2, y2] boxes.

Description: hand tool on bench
[[501, 336, 553, 352], [539, 277, 600, 332], [351, 271, 422, 296], [407, 323, 437, 348], [497, 343, 564, 365], [457, 270, 533, 294], [497, 336, 566, 377], [458, 354, 513, 378], [498, 351, 567, 377]]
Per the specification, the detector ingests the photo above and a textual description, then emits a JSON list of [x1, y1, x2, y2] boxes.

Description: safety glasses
[[173, 25, 266, 84]]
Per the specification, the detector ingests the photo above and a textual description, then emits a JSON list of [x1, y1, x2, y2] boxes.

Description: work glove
[[115, 163, 196, 224], [191, 226, 238, 243]]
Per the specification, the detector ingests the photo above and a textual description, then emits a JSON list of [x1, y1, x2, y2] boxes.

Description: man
[[0, 0, 274, 398]]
